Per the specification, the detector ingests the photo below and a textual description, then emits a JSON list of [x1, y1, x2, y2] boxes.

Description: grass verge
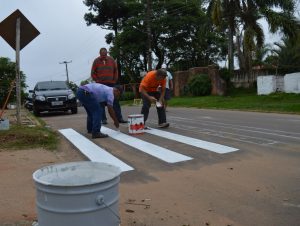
[[168, 91, 300, 114], [123, 91, 300, 114], [0, 124, 59, 151]]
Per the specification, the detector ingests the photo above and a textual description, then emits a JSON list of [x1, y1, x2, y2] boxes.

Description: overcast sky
[[0, 0, 109, 90], [1, 1, 299, 91]]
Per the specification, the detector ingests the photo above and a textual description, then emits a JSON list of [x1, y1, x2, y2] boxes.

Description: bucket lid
[[33, 161, 121, 186]]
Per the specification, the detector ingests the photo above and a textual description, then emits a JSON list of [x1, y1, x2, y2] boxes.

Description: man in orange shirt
[[139, 69, 169, 128]]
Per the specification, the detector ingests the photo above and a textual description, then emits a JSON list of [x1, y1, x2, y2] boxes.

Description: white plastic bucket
[[128, 114, 144, 135], [0, 119, 9, 130]]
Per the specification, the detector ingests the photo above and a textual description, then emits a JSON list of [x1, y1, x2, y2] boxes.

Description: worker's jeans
[[76, 88, 104, 134], [101, 84, 123, 121], [141, 91, 166, 125]]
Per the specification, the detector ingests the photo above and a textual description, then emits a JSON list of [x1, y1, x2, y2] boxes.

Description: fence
[[231, 68, 277, 88]]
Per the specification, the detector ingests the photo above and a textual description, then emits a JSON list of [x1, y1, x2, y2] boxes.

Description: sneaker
[[118, 119, 128, 123], [101, 120, 108, 125], [92, 132, 109, 139], [158, 122, 169, 128]]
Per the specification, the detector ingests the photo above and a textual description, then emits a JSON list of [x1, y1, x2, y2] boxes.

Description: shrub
[[219, 68, 232, 85], [187, 74, 212, 96], [120, 91, 135, 101]]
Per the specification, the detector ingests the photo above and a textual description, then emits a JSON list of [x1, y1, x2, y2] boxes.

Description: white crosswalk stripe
[[59, 128, 134, 172], [59, 125, 239, 172], [144, 127, 239, 154], [101, 127, 193, 163]]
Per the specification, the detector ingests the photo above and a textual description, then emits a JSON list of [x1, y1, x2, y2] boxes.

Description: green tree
[[84, 0, 133, 77], [151, 0, 226, 70], [252, 44, 272, 67], [271, 31, 300, 74], [207, 0, 300, 73], [83, 0, 130, 37], [0, 57, 27, 107], [83, 0, 227, 83], [67, 81, 78, 93]]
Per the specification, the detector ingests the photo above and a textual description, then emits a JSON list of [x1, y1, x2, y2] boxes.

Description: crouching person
[[139, 69, 169, 128], [77, 83, 122, 138]]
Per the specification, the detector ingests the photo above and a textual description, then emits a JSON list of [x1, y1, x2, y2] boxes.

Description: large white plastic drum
[[128, 114, 144, 135], [32, 161, 121, 226]]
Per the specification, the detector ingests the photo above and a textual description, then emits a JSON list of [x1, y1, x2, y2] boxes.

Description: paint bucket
[[128, 114, 144, 135], [32, 161, 121, 226], [0, 119, 9, 130], [7, 103, 16, 109]]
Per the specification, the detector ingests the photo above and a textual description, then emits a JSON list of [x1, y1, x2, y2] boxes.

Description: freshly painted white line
[[101, 127, 193, 163], [145, 128, 239, 154], [169, 123, 278, 145], [59, 128, 134, 172], [169, 116, 300, 140]]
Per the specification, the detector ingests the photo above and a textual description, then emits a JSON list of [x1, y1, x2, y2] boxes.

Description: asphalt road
[[41, 106, 300, 226]]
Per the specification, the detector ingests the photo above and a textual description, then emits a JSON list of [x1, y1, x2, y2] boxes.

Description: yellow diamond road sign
[[0, 9, 40, 50]]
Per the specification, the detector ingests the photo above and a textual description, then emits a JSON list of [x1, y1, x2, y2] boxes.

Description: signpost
[[0, 9, 40, 124]]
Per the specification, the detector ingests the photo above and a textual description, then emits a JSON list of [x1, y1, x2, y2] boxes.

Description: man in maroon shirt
[[91, 47, 127, 124]]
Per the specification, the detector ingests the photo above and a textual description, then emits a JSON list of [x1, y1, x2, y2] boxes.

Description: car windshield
[[36, 81, 69, 91]]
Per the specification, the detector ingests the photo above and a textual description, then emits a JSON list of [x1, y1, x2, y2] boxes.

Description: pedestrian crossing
[[101, 127, 192, 163], [59, 126, 239, 173], [145, 127, 239, 153], [59, 128, 134, 172]]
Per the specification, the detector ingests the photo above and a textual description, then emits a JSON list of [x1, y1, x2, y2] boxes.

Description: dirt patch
[[0, 109, 84, 225], [1, 140, 299, 226], [0, 140, 84, 225]]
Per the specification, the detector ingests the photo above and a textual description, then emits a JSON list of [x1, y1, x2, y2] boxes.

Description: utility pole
[[146, 0, 152, 71], [15, 17, 21, 124], [59, 60, 72, 83]]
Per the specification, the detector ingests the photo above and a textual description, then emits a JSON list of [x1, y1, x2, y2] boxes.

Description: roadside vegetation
[[168, 90, 300, 114], [121, 87, 300, 114], [122, 84, 300, 114], [0, 122, 59, 151]]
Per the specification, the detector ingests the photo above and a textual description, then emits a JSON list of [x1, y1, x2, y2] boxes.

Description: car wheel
[[71, 107, 78, 114]]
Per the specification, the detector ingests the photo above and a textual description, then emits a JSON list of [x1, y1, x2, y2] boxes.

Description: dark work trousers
[[141, 91, 167, 124], [100, 83, 123, 122], [76, 88, 104, 135]]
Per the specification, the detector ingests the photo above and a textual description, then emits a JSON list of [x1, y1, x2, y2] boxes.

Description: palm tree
[[208, 0, 240, 72], [207, 0, 300, 73], [271, 31, 300, 74], [253, 43, 272, 67]]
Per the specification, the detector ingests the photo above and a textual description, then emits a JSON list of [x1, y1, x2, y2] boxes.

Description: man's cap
[[161, 64, 167, 69]]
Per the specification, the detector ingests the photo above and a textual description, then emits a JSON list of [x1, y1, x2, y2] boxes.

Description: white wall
[[276, 76, 284, 92], [257, 75, 277, 95], [257, 73, 300, 95], [284, 72, 300, 93]]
